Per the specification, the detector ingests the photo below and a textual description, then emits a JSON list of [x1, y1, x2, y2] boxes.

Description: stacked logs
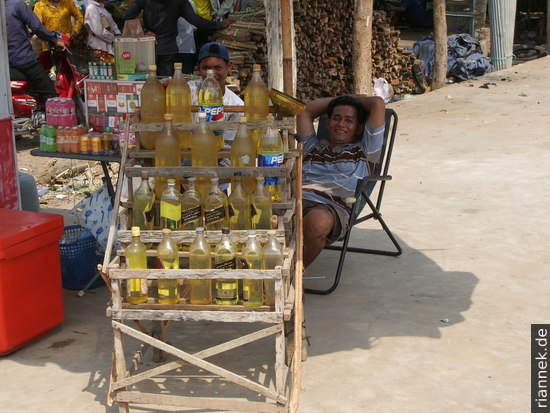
[[210, 0, 267, 93]]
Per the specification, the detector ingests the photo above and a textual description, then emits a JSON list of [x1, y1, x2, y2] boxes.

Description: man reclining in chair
[[296, 95, 386, 268]]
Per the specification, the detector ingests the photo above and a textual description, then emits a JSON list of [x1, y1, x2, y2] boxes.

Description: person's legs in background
[[156, 54, 177, 77]]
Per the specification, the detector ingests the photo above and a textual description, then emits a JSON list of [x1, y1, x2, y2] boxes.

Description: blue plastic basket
[[59, 225, 104, 290]]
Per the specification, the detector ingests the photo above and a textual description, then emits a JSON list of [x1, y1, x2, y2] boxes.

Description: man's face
[[198, 57, 231, 92], [326, 105, 363, 145]]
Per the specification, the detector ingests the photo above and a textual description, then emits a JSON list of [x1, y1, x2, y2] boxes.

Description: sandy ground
[[2, 56, 550, 412]]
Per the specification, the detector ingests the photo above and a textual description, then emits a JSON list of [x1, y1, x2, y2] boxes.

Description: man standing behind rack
[[188, 41, 243, 149], [122, 0, 235, 77]]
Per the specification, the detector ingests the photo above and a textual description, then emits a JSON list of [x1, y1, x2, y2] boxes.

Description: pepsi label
[[199, 105, 224, 122]]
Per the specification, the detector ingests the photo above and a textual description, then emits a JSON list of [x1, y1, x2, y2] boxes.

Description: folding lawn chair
[[304, 108, 402, 295]]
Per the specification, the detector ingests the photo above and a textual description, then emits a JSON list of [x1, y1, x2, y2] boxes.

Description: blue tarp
[[413, 33, 493, 81]]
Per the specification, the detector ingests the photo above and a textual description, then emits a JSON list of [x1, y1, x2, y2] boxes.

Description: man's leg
[[303, 208, 334, 268], [17, 61, 57, 102], [156, 54, 176, 77]]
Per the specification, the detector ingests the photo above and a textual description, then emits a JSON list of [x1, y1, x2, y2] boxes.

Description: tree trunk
[[432, 0, 448, 90], [353, 0, 373, 95]]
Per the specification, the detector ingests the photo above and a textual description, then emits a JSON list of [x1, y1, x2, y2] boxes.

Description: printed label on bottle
[[215, 258, 236, 270], [205, 206, 225, 225], [228, 203, 236, 217], [144, 208, 154, 224], [164, 218, 179, 230], [258, 153, 283, 186], [242, 289, 250, 302], [250, 203, 258, 217], [199, 105, 224, 122], [216, 286, 237, 301], [239, 257, 250, 269], [161, 203, 181, 223], [182, 205, 202, 224]]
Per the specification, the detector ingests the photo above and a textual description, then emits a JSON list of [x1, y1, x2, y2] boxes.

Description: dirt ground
[[15, 134, 119, 211]]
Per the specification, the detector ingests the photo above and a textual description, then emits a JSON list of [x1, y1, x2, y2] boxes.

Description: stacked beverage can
[[46, 98, 77, 126]]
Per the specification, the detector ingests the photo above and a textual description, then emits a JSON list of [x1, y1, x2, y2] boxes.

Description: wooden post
[[432, 0, 448, 90], [353, 0, 373, 95], [548, 0, 550, 51], [280, 0, 295, 95]]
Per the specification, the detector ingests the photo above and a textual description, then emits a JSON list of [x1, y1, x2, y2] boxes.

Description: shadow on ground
[[303, 226, 478, 356]]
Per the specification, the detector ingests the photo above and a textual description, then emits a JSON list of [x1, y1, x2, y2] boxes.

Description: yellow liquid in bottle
[[140, 67, 165, 149], [242, 244, 263, 307], [214, 235, 237, 305], [157, 230, 180, 304], [251, 178, 273, 230], [189, 233, 212, 305], [154, 116, 181, 198], [204, 182, 227, 230], [181, 190, 202, 230], [132, 178, 155, 230], [125, 232, 148, 304], [192, 115, 218, 198], [244, 65, 269, 149], [160, 182, 182, 230], [166, 65, 192, 149]]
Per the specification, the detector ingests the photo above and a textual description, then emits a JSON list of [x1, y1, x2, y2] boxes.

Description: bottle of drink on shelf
[[214, 228, 238, 305], [160, 178, 182, 230], [154, 113, 181, 199], [166, 62, 192, 149], [204, 177, 228, 230], [133, 172, 155, 230], [198, 69, 224, 151], [181, 177, 203, 230], [192, 112, 218, 198], [228, 174, 250, 230], [189, 227, 212, 305], [230, 116, 256, 194], [156, 228, 180, 304], [140, 64, 166, 149], [244, 64, 269, 149], [257, 115, 284, 202], [251, 176, 273, 230], [262, 230, 283, 306], [241, 229, 263, 307], [125, 226, 149, 304]]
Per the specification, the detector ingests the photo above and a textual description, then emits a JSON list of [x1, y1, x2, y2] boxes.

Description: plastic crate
[[59, 225, 104, 290]]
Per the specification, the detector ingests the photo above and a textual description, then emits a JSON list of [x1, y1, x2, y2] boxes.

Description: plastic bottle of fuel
[[140, 65, 166, 149], [198, 69, 224, 151], [125, 226, 148, 304], [244, 64, 269, 149], [154, 114, 181, 198], [166, 62, 192, 149], [257, 115, 284, 201]]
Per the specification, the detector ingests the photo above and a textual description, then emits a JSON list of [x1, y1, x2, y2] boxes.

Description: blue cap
[[197, 42, 230, 63]]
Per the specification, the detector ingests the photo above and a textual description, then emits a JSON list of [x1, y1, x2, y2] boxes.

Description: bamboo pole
[[353, 0, 373, 95], [432, 0, 448, 90], [280, 0, 295, 95]]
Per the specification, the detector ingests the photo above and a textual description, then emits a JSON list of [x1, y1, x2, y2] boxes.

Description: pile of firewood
[[210, 0, 267, 93]]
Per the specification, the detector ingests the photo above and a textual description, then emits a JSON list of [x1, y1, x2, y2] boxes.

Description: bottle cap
[[174, 62, 182, 70], [252, 64, 261, 71], [131, 226, 140, 236], [239, 116, 247, 123], [198, 112, 207, 120], [256, 176, 263, 181], [267, 114, 274, 122], [162, 228, 171, 235], [196, 227, 204, 232], [210, 177, 219, 183], [167, 178, 175, 184], [141, 171, 149, 179], [188, 177, 196, 182], [206, 69, 214, 75], [148, 64, 157, 72], [164, 113, 173, 121], [247, 229, 257, 235], [267, 230, 276, 236], [221, 228, 230, 234], [234, 172, 242, 178]]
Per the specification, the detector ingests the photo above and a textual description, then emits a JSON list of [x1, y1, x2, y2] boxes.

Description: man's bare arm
[[296, 97, 334, 137], [352, 95, 386, 128]]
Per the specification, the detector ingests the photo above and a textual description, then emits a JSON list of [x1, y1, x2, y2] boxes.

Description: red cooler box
[[0, 209, 64, 355]]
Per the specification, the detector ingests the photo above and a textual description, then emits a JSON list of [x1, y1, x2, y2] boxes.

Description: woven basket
[[59, 225, 104, 290]]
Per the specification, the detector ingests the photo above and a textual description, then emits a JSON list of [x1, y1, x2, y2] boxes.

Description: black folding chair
[[305, 108, 402, 295]]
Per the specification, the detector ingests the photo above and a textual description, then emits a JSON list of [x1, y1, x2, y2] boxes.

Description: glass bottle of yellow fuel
[[262, 230, 283, 306], [244, 64, 269, 149], [132, 172, 155, 230], [189, 227, 212, 305], [156, 228, 180, 304], [192, 112, 218, 198], [160, 178, 182, 230], [214, 228, 238, 305], [241, 230, 263, 307], [230, 116, 256, 194], [251, 176, 272, 229], [198, 69, 224, 151], [125, 226, 148, 304], [166, 62, 192, 149], [140, 65, 165, 149], [257, 115, 284, 201], [181, 177, 203, 230], [228, 174, 250, 230], [154, 113, 181, 199], [204, 177, 228, 230]]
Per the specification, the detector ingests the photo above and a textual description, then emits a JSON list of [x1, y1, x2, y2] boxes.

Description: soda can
[[101, 134, 110, 152], [80, 135, 90, 154], [90, 135, 102, 155]]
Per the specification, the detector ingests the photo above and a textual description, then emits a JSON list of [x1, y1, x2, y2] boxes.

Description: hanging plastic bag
[[373, 78, 394, 102]]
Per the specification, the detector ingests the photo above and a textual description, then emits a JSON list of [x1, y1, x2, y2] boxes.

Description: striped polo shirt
[[299, 123, 385, 219]]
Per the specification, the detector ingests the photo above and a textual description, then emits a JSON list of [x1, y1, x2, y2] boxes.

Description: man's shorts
[[302, 199, 349, 244]]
